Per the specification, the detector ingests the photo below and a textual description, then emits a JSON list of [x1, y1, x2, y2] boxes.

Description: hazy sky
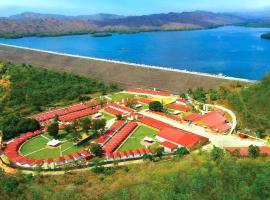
[[0, 0, 270, 16]]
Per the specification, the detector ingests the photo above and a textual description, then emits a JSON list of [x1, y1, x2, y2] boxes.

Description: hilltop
[[0, 11, 243, 38]]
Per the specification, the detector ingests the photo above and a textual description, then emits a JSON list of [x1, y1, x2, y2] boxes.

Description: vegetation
[[149, 101, 164, 112], [47, 122, 59, 138], [1, 150, 270, 200], [0, 61, 119, 140], [0, 115, 40, 140], [261, 33, 270, 39], [227, 74, 270, 133]]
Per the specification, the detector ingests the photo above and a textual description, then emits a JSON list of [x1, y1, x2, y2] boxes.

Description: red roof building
[[156, 127, 208, 148], [226, 146, 270, 156], [194, 110, 231, 133], [166, 103, 190, 112], [128, 88, 172, 96]]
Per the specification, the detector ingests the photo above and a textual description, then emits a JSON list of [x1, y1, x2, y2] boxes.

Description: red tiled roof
[[157, 127, 207, 148], [184, 113, 201, 121], [226, 146, 270, 156], [161, 141, 177, 149], [196, 110, 230, 132], [128, 88, 172, 96], [139, 116, 171, 130], [137, 98, 153, 104], [167, 103, 190, 112]]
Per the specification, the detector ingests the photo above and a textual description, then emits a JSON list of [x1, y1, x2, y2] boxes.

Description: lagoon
[[0, 26, 270, 80]]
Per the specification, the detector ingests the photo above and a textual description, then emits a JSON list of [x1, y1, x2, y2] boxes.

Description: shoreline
[[0, 43, 254, 83]]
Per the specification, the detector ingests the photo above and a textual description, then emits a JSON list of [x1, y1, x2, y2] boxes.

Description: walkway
[[140, 110, 265, 148]]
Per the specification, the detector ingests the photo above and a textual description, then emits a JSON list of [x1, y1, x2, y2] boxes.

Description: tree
[[175, 147, 189, 158], [47, 121, 59, 138], [192, 87, 206, 102], [79, 117, 91, 132], [92, 119, 106, 132], [155, 147, 164, 159], [64, 124, 75, 134], [149, 101, 163, 112], [142, 153, 154, 161], [91, 144, 103, 156], [210, 146, 224, 164], [256, 129, 264, 139], [180, 93, 186, 99], [248, 145, 260, 158], [116, 115, 123, 120]]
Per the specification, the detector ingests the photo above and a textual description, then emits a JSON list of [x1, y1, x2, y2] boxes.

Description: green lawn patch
[[117, 125, 158, 151], [102, 112, 115, 120], [20, 135, 49, 155], [110, 93, 135, 101]]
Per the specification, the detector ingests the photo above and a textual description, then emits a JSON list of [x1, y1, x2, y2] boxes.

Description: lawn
[[117, 125, 159, 151], [110, 92, 135, 101], [102, 112, 115, 120], [19, 132, 93, 159]]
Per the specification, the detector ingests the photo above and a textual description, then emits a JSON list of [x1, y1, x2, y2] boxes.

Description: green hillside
[[1, 151, 270, 200], [228, 74, 270, 132]]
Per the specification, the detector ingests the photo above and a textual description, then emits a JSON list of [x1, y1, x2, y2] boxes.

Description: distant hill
[[0, 11, 244, 38], [9, 12, 124, 21]]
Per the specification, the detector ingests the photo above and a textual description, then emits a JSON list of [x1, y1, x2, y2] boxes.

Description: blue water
[[1, 26, 270, 80]]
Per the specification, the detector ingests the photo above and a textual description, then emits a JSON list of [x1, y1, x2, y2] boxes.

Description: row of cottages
[[127, 88, 173, 97], [106, 149, 152, 161], [104, 103, 134, 116], [226, 147, 270, 156], [31, 102, 93, 122], [183, 110, 231, 133], [155, 127, 209, 153]]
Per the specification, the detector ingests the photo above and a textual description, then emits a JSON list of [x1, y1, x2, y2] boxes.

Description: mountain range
[[0, 10, 267, 38]]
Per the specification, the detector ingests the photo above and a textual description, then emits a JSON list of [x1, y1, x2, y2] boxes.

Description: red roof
[[226, 146, 270, 156], [72, 153, 81, 159], [176, 99, 189, 104], [196, 110, 230, 132], [167, 103, 190, 112], [184, 113, 201, 121], [128, 88, 172, 96], [161, 141, 177, 149], [54, 157, 65, 163], [137, 98, 153, 104], [63, 155, 74, 161], [157, 127, 207, 148], [139, 116, 171, 130]]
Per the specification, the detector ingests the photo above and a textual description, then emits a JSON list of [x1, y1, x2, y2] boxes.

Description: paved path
[[140, 110, 265, 148]]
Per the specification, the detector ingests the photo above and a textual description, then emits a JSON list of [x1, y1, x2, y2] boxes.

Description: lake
[[0, 26, 270, 80]]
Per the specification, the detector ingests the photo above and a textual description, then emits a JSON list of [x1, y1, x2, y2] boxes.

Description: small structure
[[47, 139, 62, 147], [143, 137, 155, 143], [161, 141, 177, 153], [94, 112, 102, 119]]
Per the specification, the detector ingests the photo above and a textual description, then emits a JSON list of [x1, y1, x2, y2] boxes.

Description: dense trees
[[0, 152, 270, 199], [228, 74, 270, 133], [0, 115, 40, 140], [0, 61, 119, 140]]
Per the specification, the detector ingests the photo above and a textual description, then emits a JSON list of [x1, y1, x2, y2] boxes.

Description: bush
[[149, 101, 163, 112]]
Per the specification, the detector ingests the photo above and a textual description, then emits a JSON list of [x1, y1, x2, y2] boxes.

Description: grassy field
[[110, 92, 135, 101], [117, 125, 159, 151], [19, 132, 92, 159], [102, 112, 116, 120]]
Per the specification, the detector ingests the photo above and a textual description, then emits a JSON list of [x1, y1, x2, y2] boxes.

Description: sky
[[0, 0, 270, 17]]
